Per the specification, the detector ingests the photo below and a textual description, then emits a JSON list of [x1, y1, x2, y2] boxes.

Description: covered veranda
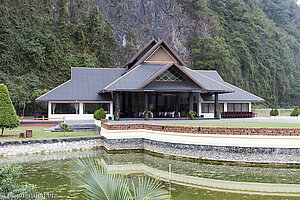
[[113, 91, 222, 119]]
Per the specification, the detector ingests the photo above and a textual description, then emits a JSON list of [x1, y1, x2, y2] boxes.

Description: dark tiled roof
[[181, 67, 234, 93], [196, 71, 264, 102], [103, 64, 169, 91], [36, 68, 126, 101]]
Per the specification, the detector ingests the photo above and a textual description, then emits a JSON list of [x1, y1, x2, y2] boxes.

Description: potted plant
[[114, 110, 122, 121], [143, 110, 152, 120], [188, 110, 198, 120], [217, 109, 222, 119]]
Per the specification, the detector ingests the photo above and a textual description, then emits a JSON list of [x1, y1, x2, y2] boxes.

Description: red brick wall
[[100, 120, 300, 136]]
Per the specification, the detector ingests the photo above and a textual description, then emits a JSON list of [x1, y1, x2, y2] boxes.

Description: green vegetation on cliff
[[0, 0, 299, 115], [0, 0, 116, 115], [185, 0, 300, 108]]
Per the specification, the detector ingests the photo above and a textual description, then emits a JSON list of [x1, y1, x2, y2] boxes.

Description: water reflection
[[2, 149, 299, 199]]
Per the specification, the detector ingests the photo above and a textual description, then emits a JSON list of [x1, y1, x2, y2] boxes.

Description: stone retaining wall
[[101, 119, 300, 136]]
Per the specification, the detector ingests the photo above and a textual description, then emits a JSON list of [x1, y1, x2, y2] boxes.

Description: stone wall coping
[[0, 136, 102, 147], [100, 120, 300, 136]]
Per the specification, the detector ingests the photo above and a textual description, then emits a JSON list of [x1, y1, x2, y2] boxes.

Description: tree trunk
[[1, 128, 4, 136]]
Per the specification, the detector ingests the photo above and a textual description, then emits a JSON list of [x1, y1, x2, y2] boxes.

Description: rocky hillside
[[0, 0, 299, 115]]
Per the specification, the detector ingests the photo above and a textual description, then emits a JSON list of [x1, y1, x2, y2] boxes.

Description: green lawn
[[0, 126, 99, 142], [163, 122, 300, 128]]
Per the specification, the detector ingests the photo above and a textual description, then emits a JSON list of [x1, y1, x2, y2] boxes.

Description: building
[[36, 39, 264, 120]]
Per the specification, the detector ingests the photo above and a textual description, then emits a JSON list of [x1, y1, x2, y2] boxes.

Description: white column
[[48, 101, 52, 117], [224, 103, 228, 112], [198, 102, 201, 115], [249, 102, 251, 112], [110, 102, 113, 114], [79, 102, 84, 114]]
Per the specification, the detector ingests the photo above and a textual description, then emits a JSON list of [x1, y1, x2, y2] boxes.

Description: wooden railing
[[19, 116, 65, 122]]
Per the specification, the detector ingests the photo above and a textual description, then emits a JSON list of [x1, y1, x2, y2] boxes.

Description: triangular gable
[[134, 40, 185, 67], [125, 38, 158, 69], [138, 63, 204, 90], [144, 46, 178, 64]]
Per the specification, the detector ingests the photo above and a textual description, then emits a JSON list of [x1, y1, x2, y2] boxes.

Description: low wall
[[100, 119, 300, 136], [253, 109, 293, 117]]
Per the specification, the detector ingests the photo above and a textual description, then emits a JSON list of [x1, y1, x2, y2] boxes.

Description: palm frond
[[71, 157, 132, 200], [132, 178, 170, 200]]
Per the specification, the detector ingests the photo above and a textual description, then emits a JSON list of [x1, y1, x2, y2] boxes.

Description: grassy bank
[[164, 122, 300, 128], [0, 126, 99, 142]]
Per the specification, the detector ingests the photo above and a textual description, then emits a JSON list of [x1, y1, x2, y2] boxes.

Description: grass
[[0, 126, 99, 142], [164, 122, 300, 128]]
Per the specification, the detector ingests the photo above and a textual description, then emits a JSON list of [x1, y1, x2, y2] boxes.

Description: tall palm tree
[[71, 157, 170, 200]]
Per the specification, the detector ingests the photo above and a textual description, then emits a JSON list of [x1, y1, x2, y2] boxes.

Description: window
[[201, 103, 224, 113], [202, 103, 209, 113], [84, 103, 110, 114], [227, 103, 249, 112], [234, 104, 242, 112], [52, 103, 79, 114], [242, 103, 249, 112]]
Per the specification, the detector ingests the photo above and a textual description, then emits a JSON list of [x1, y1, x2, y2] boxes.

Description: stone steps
[[51, 123, 95, 132]]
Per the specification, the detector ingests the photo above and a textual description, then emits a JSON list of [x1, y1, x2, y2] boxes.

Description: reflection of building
[[99, 159, 300, 197], [36, 39, 264, 120]]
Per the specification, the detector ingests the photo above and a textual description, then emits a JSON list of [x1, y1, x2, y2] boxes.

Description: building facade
[[36, 39, 264, 120]]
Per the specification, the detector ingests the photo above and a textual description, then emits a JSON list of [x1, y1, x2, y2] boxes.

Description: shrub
[[0, 84, 20, 136], [290, 106, 300, 117], [270, 109, 279, 116], [274, 108, 279, 116], [0, 163, 38, 200], [94, 108, 106, 120]]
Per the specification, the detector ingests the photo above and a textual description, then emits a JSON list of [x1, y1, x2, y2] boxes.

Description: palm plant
[[188, 110, 198, 120], [71, 157, 170, 200], [59, 123, 70, 137]]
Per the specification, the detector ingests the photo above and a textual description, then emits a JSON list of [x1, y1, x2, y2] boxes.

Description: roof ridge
[[185, 67, 234, 92], [72, 67, 123, 69], [125, 38, 158, 67]]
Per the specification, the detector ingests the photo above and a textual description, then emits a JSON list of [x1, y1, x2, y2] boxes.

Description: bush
[[0, 163, 38, 200], [270, 109, 279, 116], [290, 106, 300, 117], [94, 108, 106, 120], [274, 108, 279, 116]]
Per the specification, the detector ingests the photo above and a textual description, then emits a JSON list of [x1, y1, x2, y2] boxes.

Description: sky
[[298, 0, 300, 6]]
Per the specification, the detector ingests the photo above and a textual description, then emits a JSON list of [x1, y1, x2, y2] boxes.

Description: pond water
[[2, 149, 299, 200]]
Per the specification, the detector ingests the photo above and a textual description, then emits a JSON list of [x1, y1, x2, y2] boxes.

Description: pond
[[2, 149, 300, 200]]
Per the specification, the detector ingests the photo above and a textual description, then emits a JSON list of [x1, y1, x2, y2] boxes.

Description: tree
[[71, 157, 170, 200], [0, 84, 20, 136]]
